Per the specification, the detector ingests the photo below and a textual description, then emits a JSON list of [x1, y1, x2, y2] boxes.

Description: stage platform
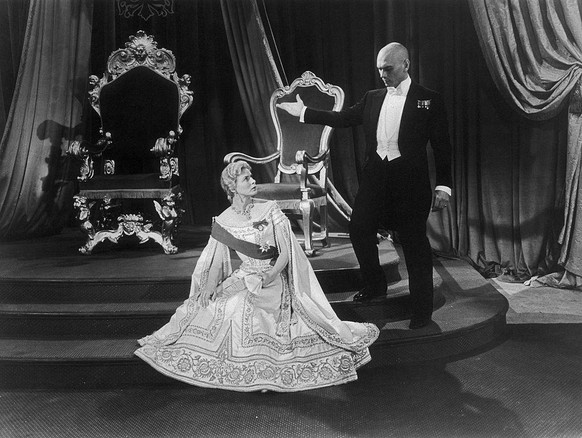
[[0, 226, 508, 389]]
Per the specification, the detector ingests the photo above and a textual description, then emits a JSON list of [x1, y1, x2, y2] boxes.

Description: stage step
[[0, 261, 400, 304], [0, 288, 433, 339], [0, 259, 509, 390], [0, 228, 509, 389]]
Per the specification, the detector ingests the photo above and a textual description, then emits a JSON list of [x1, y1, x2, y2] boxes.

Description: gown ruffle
[[135, 200, 379, 392]]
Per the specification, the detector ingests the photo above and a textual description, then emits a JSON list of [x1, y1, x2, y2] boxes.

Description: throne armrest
[[295, 149, 329, 166], [150, 131, 178, 157], [223, 151, 280, 165], [295, 149, 329, 193], [67, 133, 113, 159], [67, 134, 114, 182]]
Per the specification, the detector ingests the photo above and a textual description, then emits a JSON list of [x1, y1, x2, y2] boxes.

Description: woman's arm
[[260, 231, 288, 286], [198, 255, 222, 307], [260, 210, 290, 287]]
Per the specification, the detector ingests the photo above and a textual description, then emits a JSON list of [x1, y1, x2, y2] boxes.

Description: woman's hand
[[260, 271, 276, 287], [199, 288, 214, 308]]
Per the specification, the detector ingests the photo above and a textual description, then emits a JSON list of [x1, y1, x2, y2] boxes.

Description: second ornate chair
[[224, 71, 344, 256], [67, 31, 193, 254]]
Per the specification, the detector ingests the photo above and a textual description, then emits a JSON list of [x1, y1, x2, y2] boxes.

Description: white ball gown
[[135, 200, 379, 392]]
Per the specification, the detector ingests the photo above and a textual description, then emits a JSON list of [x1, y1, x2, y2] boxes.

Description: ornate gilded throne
[[68, 31, 193, 254]]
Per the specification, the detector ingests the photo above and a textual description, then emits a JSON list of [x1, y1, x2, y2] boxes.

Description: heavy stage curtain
[[470, 0, 582, 287], [0, 0, 29, 138], [220, 0, 281, 183], [0, 0, 93, 240]]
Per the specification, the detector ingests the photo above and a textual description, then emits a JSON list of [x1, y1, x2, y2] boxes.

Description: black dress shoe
[[353, 285, 387, 302], [409, 317, 432, 329]]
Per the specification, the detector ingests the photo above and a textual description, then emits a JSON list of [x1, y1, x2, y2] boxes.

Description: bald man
[[278, 43, 452, 329]]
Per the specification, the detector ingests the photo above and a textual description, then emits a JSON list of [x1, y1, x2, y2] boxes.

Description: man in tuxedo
[[277, 42, 452, 329]]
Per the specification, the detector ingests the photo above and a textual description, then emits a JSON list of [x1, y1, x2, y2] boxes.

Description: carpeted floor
[[1, 287, 582, 438]]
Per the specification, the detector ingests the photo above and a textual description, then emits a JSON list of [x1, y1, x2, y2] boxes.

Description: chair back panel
[[99, 67, 180, 175], [271, 71, 344, 175]]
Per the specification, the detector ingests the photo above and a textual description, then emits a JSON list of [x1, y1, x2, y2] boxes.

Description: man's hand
[[432, 189, 450, 211], [276, 94, 305, 117]]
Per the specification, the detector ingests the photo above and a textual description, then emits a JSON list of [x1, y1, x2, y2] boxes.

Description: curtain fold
[[469, 0, 582, 285], [0, 0, 30, 137], [0, 0, 93, 240], [219, 0, 281, 183]]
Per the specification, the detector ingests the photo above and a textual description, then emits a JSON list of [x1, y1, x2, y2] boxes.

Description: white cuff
[[299, 106, 307, 123], [435, 185, 451, 196]]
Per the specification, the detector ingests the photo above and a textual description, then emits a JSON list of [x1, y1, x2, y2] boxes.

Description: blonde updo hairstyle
[[221, 161, 252, 203]]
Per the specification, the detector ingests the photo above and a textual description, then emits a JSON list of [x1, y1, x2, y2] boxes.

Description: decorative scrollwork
[[86, 31, 192, 137], [73, 194, 183, 255], [116, 0, 175, 22], [107, 30, 176, 79], [159, 157, 171, 181], [73, 195, 95, 238], [177, 73, 194, 116], [169, 157, 179, 177], [103, 160, 116, 175], [88, 75, 107, 115], [67, 141, 94, 182]]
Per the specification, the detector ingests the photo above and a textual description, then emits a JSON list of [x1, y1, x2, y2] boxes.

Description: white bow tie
[[387, 87, 398, 95]]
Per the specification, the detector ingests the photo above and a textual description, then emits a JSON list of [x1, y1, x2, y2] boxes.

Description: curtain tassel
[[569, 78, 582, 115]]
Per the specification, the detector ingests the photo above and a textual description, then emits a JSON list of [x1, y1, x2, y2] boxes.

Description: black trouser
[[349, 153, 434, 319]]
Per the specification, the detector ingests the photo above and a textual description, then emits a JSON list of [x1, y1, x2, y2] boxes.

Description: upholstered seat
[[67, 31, 192, 255], [225, 71, 344, 256], [256, 183, 326, 201]]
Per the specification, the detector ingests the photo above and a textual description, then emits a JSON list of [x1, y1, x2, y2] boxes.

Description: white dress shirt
[[376, 76, 410, 161]]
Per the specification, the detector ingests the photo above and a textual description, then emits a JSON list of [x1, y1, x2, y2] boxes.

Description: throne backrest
[[99, 67, 180, 174], [270, 71, 344, 177], [89, 31, 193, 176]]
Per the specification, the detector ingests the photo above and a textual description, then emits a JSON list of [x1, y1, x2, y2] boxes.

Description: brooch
[[417, 99, 431, 110], [253, 220, 268, 231], [253, 219, 271, 252]]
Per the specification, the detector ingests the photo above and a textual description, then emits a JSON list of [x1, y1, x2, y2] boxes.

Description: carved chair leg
[[81, 224, 124, 255], [152, 194, 183, 255], [320, 204, 330, 248], [300, 198, 315, 256]]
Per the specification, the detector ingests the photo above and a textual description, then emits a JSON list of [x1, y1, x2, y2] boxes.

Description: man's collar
[[390, 75, 411, 96]]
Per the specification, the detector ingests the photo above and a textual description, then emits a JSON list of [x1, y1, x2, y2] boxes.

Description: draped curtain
[[0, 0, 93, 240], [0, 0, 29, 137], [469, 0, 582, 287], [219, 0, 281, 184]]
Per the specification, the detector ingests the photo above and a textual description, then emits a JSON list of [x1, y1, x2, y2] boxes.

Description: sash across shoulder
[[211, 221, 278, 260]]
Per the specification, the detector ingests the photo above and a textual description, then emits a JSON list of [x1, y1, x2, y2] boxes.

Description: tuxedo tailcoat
[[304, 81, 453, 319]]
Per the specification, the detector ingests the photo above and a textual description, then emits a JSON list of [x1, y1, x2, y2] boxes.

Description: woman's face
[[235, 168, 257, 198]]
